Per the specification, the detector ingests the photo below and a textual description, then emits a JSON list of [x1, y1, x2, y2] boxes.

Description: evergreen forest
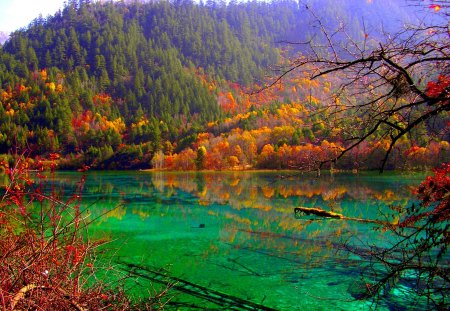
[[0, 0, 448, 170]]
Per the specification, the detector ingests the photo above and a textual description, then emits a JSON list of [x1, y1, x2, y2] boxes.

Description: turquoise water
[[55, 171, 426, 310]]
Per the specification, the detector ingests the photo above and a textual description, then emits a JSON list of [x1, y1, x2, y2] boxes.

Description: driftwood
[[295, 207, 343, 219], [295, 207, 387, 224]]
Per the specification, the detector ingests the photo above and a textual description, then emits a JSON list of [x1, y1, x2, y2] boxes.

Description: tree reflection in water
[[51, 171, 424, 310]]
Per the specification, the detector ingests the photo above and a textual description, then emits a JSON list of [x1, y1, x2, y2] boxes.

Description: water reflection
[[52, 171, 423, 310]]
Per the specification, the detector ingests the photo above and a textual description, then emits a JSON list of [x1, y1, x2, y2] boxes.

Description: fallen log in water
[[294, 207, 385, 224], [294, 207, 343, 219]]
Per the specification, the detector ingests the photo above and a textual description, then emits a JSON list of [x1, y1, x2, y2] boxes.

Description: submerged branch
[[119, 262, 277, 311]]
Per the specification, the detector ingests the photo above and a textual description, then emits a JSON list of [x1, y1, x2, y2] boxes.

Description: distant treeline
[[0, 0, 446, 170]]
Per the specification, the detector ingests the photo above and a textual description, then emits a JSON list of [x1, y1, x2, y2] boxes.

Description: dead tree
[[277, 1, 449, 309], [269, 0, 449, 172]]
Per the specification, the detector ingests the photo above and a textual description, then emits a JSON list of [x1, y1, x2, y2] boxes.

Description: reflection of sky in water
[[53, 171, 424, 310]]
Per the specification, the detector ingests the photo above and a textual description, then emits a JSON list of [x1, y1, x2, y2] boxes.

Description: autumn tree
[[271, 0, 449, 171], [274, 1, 449, 308]]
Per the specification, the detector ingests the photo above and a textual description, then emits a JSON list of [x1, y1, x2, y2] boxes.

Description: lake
[[55, 171, 425, 310]]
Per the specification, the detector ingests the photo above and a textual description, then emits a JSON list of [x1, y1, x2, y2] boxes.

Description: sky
[[0, 0, 66, 33]]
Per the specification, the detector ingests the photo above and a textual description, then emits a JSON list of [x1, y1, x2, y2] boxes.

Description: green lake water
[[54, 171, 426, 310]]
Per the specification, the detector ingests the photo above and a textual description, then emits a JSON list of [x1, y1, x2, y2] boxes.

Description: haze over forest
[[0, 0, 447, 169]]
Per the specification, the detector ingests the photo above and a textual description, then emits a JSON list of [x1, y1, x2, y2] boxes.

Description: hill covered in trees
[[0, 0, 447, 170]]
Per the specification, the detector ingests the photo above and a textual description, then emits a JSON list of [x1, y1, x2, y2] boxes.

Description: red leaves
[[400, 163, 450, 227], [429, 4, 441, 12], [65, 243, 86, 266], [77, 164, 90, 172], [415, 163, 450, 221], [405, 145, 420, 156], [415, 163, 450, 204], [92, 93, 112, 106], [426, 75, 450, 98], [49, 153, 60, 160]]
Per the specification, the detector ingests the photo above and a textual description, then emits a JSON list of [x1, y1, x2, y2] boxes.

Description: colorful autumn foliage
[[426, 75, 450, 98], [429, 4, 441, 12], [0, 0, 447, 171], [402, 163, 450, 225], [0, 65, 447, 171]]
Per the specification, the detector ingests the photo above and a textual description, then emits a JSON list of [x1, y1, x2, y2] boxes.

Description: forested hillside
[[0, 0, 447, 170]]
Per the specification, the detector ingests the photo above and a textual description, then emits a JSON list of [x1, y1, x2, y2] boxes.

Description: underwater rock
[[191, 224, 206, 228], [347, 281, 377, 300]]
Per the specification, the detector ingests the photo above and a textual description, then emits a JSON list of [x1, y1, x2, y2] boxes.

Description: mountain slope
[[0, 0, 446, 170]]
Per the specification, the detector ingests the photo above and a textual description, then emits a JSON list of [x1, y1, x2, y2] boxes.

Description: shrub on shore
[[0, 154, 171, 310]]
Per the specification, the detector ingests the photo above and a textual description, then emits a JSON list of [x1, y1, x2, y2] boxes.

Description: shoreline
[[138, 168, 431, 174]]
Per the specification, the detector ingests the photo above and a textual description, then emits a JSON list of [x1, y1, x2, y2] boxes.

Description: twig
[[11, 284, 86, 311]]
